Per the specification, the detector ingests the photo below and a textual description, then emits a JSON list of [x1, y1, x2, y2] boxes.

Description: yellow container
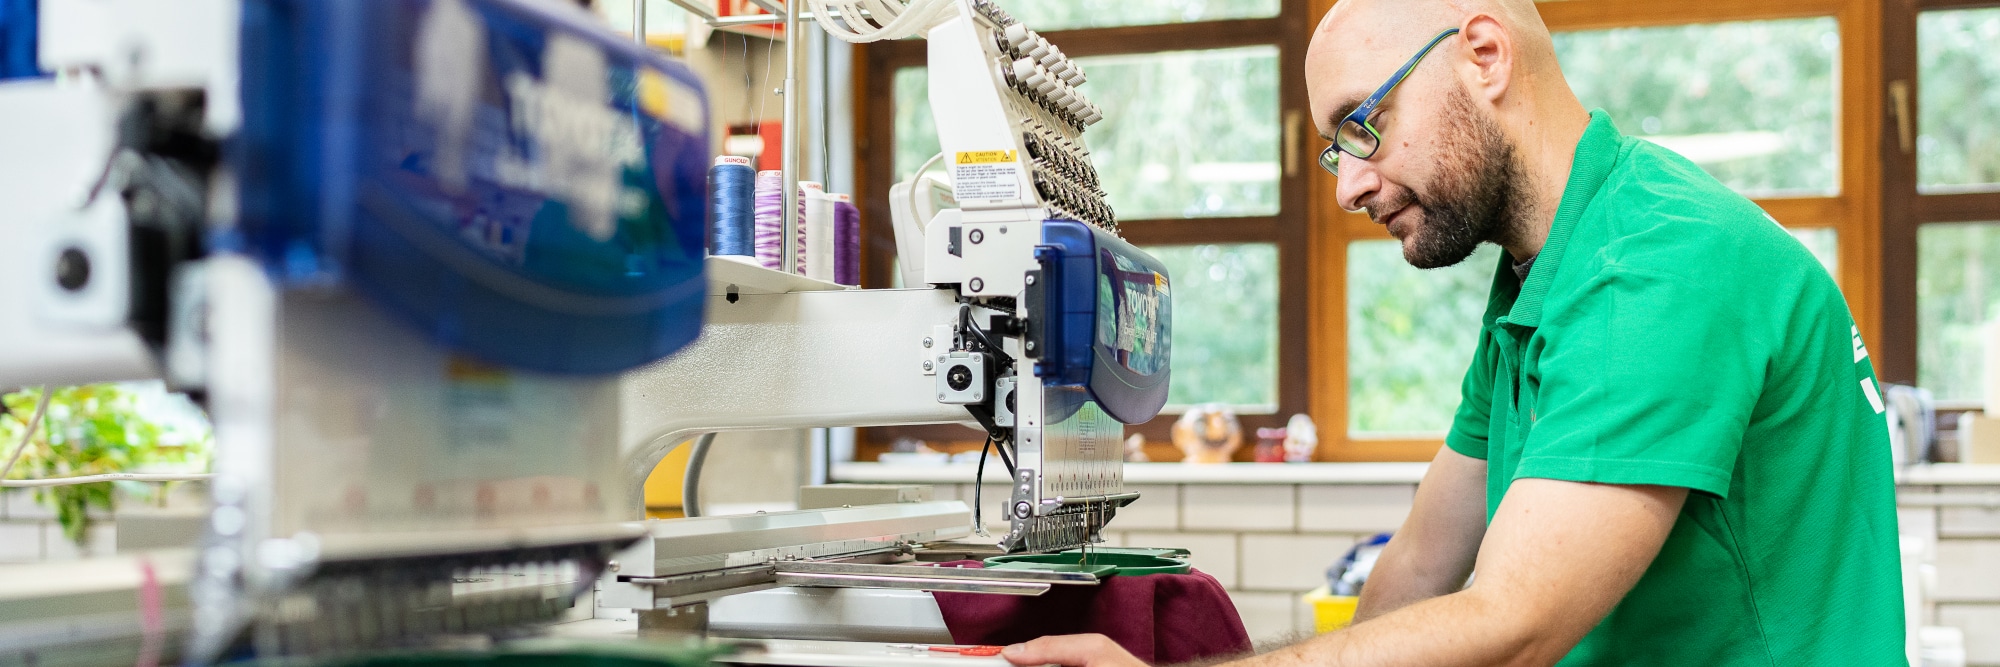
[[1303, 586, 1359, 633]]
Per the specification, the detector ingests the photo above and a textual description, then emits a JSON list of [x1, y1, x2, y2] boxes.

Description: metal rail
[[772, 560, 1098, 584], [774, 572, 1050, 596]]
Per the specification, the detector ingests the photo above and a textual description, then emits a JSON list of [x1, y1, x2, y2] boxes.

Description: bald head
[[1305, 0, 1589, 266], [1308, 0, 1563, 141]]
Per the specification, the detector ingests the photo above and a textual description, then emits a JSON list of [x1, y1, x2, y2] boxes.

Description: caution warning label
[[955, 150, 1017, 164], [951, 151, 1023, 202]]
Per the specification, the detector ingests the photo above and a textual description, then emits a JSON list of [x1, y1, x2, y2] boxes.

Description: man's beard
[[1375, 87, 1524, 269]]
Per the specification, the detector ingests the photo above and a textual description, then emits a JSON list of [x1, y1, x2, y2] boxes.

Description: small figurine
[[1173, 403, 1242, 464], [1254, 427, 1287, 462], [1283, 413, 1318, 463], [1123, 433, 1150, 462]]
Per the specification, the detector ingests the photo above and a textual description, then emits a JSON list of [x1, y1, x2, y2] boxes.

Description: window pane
[[1919, 222, 2000, 402], [1079, 47, 1280, 219], [1918, 8, 2000, 192], [1000, 0, 1278, 31], [1787, 227, 1839, 278], [1348, 242, 1502, 434], [1552, 18, 1840, 198], [1146, 243, 1278, 411], [893, 67, 943, 183], [892, 47, 1281, 221]]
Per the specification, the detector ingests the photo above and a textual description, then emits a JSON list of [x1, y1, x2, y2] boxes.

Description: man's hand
[[1002, 634, 1147, 667]]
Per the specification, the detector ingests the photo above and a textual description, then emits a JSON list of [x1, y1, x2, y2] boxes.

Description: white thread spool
[[804, 189, 837, 282]]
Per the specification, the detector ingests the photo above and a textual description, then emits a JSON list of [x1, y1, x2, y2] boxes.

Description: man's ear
[[1459, 14, 1513, 105]]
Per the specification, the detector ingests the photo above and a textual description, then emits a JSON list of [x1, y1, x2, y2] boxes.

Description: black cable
[[994, 435, 1016, 476], [973, 437, 991, 533], [958, 305, 1010, 369]]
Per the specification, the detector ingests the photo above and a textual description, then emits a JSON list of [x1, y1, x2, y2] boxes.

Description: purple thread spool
[[834, 196, 860, 286], [753, 170, 784, 270]]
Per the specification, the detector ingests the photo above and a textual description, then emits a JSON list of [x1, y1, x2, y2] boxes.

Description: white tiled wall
[[1936, 539, 2000, 602], [1127, 531, 1239, 588], [1115, 485, 1180, 530], [1941, 486, 2000, 537], [1241, 534, 1358, 592], [1914, 483, 2000, 666], [1940, 605, 2000, 665], [1228, 591, 1307, 648], [0, 489, 117, 563], [1182, 485, 1295, 532], [1299, 484, 1414, 533]]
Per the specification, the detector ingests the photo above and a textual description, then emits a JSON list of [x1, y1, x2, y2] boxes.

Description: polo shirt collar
[[1499, 109, 1623, 330]]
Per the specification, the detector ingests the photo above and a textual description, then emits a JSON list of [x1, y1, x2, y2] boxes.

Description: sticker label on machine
[[952, 150, 1023, 203]]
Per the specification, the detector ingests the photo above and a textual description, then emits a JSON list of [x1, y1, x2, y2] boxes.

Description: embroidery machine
[[0, 0, 1169, 662]]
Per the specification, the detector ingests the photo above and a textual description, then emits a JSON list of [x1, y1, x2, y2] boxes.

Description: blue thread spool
[[707, 155, 755, 256]]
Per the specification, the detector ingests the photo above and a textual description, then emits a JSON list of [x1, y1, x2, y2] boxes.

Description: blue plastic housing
[[232, 0, 711, 374], [0, 0, 39, 79], [1035, 220, 1172, 424]]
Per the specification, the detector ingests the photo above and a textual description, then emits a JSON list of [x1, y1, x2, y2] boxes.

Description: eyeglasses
[[1318, 28, 1462, 177]]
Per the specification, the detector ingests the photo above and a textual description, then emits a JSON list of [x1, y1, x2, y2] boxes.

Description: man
[[1004, 0, 1904, 665]]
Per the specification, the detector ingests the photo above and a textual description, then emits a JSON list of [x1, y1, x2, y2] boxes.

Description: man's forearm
[[1350, 537, 1467, 623], [1351, 449, 1488, 623], [1228, 588, 1554, 667]]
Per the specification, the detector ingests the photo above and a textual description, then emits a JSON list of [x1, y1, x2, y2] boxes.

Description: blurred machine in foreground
[[0, 0, 1171, 663], [2, 0, 712, 660]]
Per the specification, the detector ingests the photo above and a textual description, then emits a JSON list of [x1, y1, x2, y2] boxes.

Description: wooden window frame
[[853, 0, 1888, 462], [1311, 0, 1884, 461], [854, 5, 1315, 462], [1878, 0, 2000, 394]]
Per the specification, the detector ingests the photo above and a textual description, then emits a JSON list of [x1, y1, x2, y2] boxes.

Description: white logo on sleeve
[[1853, 325, 1885, 414]]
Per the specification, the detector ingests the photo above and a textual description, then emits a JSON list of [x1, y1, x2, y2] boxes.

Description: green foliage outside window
[[1072, 47, 1280, 220], [1145, 244, 1279, 410], [1553, 18, 1840, 198], [1919, 223, 2000, 402], [1918, 8, 2000, 192], [895, 47, 1281, 220], [1, 384, 210, 547], [1914, 10, 2000, 403], [1348, 243, 1501, 433]]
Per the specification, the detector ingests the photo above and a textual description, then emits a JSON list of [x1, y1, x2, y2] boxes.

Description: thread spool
[[796, 181, 822, 274], [804, 189, 836, 282], [753, 175, 822, 274], [707, 156, 755, 257], [753, 170, 785, 270], [834, 195, 859, 286]]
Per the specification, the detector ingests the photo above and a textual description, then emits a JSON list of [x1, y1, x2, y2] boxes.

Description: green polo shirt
[[1445, 110, 1904, 665]]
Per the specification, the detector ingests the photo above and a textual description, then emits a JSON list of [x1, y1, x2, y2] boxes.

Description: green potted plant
[[0, 384, 211, 550]]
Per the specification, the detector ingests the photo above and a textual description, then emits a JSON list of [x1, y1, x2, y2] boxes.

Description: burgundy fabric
[[928, 561, 1253, 665]]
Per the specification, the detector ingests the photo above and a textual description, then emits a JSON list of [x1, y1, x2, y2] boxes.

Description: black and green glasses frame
[[1318, 27, 1461, 176]]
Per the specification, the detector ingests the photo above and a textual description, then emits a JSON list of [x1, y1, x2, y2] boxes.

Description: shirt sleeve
[[1515, 266, 1762, 498], [1444, 326, 1499, 461]]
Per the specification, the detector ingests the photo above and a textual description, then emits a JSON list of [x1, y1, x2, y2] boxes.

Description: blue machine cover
[[233, 0, 711, 374], [0, 0, 40, 79], [1035, 220, 1172, 424]]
